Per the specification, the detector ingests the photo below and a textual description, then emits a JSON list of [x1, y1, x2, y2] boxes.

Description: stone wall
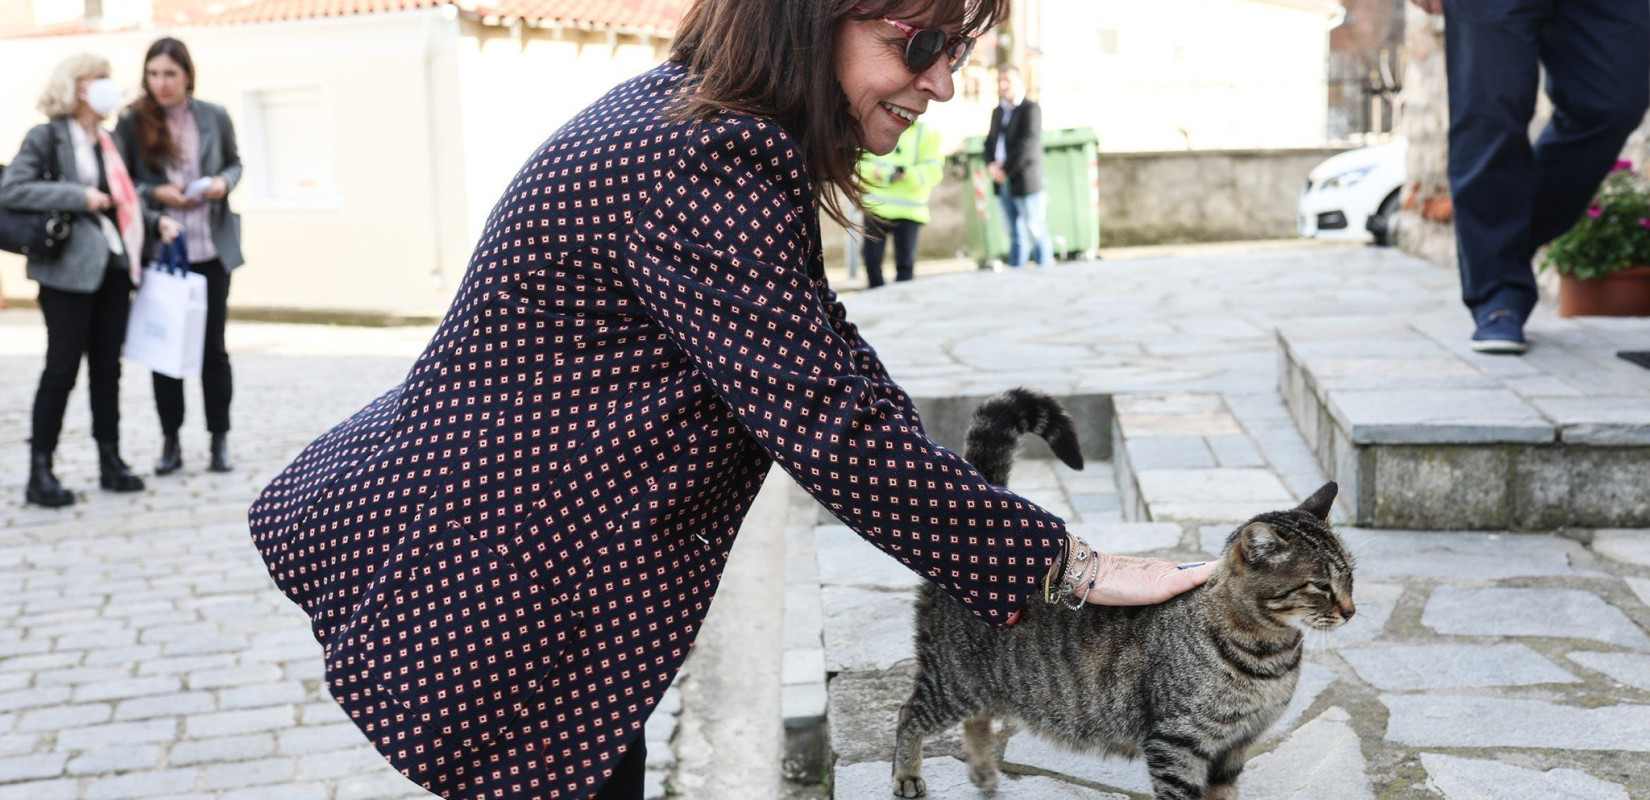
[[1393, 5, 1457, 269], [1094, 148, 1348, 246]]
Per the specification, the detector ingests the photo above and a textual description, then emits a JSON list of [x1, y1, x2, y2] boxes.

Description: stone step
[[1111, 392, 1330, 526], [1276, 317, 1650, 530]]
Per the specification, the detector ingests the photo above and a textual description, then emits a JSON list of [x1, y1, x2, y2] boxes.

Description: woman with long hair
[[248, 2, 1215, 798], [1, 53, 180, 507], [114, 37, 244, 475]]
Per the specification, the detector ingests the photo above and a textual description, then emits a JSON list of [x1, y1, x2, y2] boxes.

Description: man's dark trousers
[[1443, 0, 1649, 323]]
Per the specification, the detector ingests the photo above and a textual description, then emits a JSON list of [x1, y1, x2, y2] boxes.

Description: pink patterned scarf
[[97, 129, 144, 285]]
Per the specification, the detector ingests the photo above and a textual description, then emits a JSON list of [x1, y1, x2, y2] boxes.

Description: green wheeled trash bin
[[955, 127, 1101, 267], [1040, 126, 1101, 261], [955, 135, 1010, 268]]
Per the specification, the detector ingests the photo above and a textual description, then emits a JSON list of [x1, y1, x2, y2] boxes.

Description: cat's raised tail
[[963, 388, 1083, 487]]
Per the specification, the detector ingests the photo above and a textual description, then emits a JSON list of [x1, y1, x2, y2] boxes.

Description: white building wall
[[1032, 0, 1334, 151], [453, 25, 668, 247], [0, 10, 476, 315]]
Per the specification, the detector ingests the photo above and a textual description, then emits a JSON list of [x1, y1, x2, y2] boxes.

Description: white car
[[1298, 138, 1406, 246]]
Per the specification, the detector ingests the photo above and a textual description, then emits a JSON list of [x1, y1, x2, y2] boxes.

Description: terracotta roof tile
[[9, 0, 686, 36], [476, 0, 688, 31], [175, 0, 446, 25]]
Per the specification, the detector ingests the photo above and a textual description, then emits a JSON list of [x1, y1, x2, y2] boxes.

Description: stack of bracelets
[[1043, 534, 1103, 610]]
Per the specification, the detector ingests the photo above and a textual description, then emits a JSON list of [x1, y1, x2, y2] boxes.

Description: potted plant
[[1541, 160, 1650, 317]]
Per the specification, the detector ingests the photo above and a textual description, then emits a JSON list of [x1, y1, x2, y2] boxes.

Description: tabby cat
[[892, 388, 1355, 800]]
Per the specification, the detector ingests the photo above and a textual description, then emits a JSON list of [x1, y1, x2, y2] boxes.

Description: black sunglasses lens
[[905, 29, 948, 72]]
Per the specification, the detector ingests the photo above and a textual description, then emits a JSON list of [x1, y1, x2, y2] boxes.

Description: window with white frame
[[241, 83, 338, 206]]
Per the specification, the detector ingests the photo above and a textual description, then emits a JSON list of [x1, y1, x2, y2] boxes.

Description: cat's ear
[[1238, 522, 1288, 565], [1296, 482, 1338, 522]]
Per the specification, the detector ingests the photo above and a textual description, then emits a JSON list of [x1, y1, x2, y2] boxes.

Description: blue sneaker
[[1470, 309, 1528, 354]]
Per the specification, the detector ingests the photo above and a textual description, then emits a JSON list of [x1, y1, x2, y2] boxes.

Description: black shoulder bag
[[0, 123, 74, 262]]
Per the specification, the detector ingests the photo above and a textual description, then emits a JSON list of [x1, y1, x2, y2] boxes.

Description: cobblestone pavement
[[0, 320, 686, 799]]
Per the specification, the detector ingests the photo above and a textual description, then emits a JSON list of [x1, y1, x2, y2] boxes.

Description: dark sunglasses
[[870, 15, 976, 74]]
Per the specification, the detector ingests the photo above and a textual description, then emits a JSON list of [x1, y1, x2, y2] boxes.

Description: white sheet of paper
[[184, 176, 213, 202]]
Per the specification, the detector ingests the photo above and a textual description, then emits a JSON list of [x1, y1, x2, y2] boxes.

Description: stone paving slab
[[1382, 694, 1650, 751], [819, 586, 915, 673], [1629, 577, 1650, 608], [1240, 707, 1375, 800], [1339, 644, 1579, 690], [1566, 651, 1650, 693], [835, 758, 1129, 800], [1261, 661, 1339, 742], [1000, 736, 1152, 795], [1326, 389, 1556, 445], [1420, 753, 1630, 800], [1592, 531, 1650, 567], [1068, 522, 1182, 555], [1527, 398, 1650, 446], [1422, 587, 1650, 650], [1131, 468, 1295, 524], [1340, 530, 1583, 579], [815, 526, 924, 591]]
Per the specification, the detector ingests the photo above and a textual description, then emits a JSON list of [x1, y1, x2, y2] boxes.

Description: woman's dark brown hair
[[670, 0, 1007, 227], [129, 37, 196, 173]]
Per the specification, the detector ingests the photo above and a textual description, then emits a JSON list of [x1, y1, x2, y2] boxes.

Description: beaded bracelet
[[1044, 533, 1098, 609]]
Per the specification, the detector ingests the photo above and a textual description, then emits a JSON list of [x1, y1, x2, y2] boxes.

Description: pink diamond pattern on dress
[[248, 62, 1065, 800]]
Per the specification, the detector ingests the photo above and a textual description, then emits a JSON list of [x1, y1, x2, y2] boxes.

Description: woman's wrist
[[1044, 533, 1105, 609]]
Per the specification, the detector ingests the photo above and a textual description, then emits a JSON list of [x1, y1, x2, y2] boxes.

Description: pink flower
[[1640, 218, 1650, 229], [1588, 205, 1603, 219], [1613, 159, 1636, 173]]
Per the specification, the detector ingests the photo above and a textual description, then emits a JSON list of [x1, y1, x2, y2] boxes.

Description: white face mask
[[81, 78, 123, 117]]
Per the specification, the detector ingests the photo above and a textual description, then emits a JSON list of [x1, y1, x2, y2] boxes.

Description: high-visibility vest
[[858, 122, 943, 224]]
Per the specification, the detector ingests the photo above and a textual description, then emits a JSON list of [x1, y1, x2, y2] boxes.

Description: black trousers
[[32, 257, 133, 453], [862, 215, 922, 288], [594, 735, 647, 800], [153, 258, 233, 434], [1443, 0, 1650, 321]]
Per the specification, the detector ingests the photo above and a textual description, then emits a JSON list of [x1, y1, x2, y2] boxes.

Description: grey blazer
[[113, 98, 244, 270], [0, 117, 163, 294]]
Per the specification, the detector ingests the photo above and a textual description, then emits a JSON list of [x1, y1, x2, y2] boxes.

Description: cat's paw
[[966, 763, 999, 790], [892, 773, 926, 797]]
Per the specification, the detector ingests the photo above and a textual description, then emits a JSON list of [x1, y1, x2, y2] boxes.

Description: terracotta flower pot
[[1558, 266, 1650, 317]]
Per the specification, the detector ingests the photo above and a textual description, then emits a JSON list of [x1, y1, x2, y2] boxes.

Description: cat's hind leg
[[960, 713, 1000, 790], [892, 674, 975, 798], [1203, 743, 1250, 800], [1143, 729, 1213, 800]]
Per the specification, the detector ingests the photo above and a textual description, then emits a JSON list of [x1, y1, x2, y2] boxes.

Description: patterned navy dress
[[248, 62, 1066, 800]]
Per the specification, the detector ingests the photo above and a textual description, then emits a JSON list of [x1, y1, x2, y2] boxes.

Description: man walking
[[985, 64, 1054, 268], [1413, 0, 1649, 353]]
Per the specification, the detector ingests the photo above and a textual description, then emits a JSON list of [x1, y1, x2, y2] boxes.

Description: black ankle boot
[[97, 440, 146, 492], [155, 433, 182, 475], [26, 450, 75, 507], [209, 433, 233, 473]]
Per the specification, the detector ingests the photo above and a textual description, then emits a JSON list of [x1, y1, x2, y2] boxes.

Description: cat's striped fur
[[892, 389, 1355, 800]]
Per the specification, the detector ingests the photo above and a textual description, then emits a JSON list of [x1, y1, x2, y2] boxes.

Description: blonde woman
[[0, 53, 180, 507]]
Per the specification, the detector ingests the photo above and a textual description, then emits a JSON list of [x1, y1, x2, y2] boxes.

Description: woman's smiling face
[[834, 9, 958, 155]]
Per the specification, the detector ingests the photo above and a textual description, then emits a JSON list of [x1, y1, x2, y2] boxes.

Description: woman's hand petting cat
[[1082, 553, 1216, 606]]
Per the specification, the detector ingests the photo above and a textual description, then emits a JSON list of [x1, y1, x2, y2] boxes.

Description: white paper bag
[[124, 263, 207, 379]]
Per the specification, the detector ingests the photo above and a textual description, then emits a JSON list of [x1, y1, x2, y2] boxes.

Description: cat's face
[[1225, 482, 1356, 632]]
